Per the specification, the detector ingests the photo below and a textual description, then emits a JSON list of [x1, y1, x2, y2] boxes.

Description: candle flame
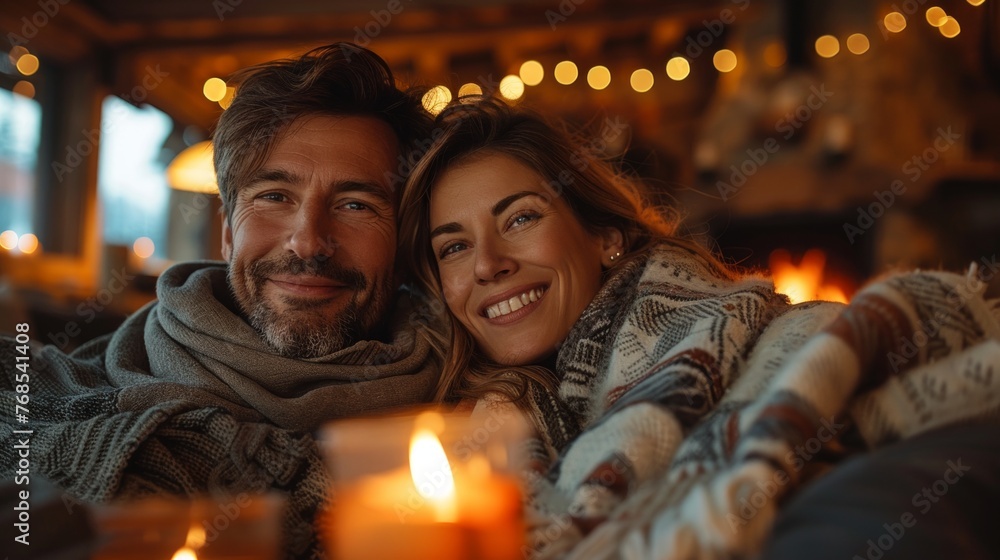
[[409, 425, 457, 521], [171, 547, 198, 560], [171, 522, 205, 560]]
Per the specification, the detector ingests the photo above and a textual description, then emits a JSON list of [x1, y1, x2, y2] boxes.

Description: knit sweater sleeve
[[116, 407, 331, 559]]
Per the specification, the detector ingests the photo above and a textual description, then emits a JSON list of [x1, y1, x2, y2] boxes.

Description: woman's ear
[[599, 228, 625, 268]]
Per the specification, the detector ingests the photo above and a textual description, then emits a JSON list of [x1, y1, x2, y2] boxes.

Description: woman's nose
[[474, 242, 517, 284]]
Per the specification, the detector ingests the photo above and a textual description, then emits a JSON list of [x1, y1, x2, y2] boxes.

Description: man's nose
[[286, 200, 336, 260], [474, 241, 517, 284]]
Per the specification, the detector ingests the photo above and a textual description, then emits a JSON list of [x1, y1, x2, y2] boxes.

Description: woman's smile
[[481, 285, 547, 320]]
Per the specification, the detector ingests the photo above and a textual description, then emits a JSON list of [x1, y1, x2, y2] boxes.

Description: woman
[[399, 98, 1000, 559], [400, 97, 756, 418]]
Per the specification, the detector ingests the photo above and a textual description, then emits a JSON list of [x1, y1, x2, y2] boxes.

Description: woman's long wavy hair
[[399, 97, 738, 406]]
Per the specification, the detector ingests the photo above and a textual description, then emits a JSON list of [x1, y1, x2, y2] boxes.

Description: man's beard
[[228, 254, 393, 359]]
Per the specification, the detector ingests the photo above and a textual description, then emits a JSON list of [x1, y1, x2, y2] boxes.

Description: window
[[97, 95, 172, 257], [0, 87, 41, 238]]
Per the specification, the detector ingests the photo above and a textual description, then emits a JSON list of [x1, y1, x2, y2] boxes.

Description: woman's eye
[[439, 242, 467, 259], [508, 211, 540, 229]]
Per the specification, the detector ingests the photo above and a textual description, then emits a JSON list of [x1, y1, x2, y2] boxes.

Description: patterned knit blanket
[[476, 242, 1000, 559], [0, 261, 441, 558]]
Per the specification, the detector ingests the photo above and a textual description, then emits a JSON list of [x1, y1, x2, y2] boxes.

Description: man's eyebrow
[[492, 191, 546, 217], [246, 168, 300, 187], [338, 180, 393, 203], [244, 172, 391, 202]]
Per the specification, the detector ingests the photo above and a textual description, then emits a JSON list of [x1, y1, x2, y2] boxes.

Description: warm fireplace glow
[[769, 248, 849, 304]]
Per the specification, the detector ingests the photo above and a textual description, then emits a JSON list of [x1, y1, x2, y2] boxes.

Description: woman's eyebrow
[[430, 222, 463, 240], [491, 191, 545, 216], [431, 191, 547, 240]]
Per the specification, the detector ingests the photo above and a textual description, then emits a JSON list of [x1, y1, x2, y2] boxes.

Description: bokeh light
[[421, 85, 452, 115], [846, 33, 870, 55], [133, 237, 155, 259], [815, 35, 840, 58], [203, 77, 227, 102], [219, 86, 236, 109], [884, 12, 907, 33], [0, 231, 18, 250], [15, 54, 39, 76], [554, 61, 579, 85], [666, 57, 691, 80], [458, 83, 482, 97], [925, 7, 948, 27], [587, 66, 611, 90], [519, 60, 544, 86], [499, 75, 525, 100], [17, 234, 39, 254], [630, 69, 654, 92], [12, 81, 35, 98], [939, 16, 961, 37], [713, 49, 738, 72]]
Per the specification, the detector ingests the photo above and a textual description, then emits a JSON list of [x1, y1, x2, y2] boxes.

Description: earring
[[609, 251, 622, 262]]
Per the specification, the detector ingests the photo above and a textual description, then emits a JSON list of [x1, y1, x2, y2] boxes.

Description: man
[[0, 43, 440, 558]]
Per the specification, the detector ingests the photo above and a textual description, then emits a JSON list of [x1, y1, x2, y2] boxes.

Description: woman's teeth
[[485, 287, 546, 318]]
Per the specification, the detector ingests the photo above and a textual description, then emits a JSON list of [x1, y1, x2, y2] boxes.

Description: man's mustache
[[249, 255, 368, 290]]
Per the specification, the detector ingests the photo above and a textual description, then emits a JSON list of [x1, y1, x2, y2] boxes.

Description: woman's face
[[428, 151, 616, 365]]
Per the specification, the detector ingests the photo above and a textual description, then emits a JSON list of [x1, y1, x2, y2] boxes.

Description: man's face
[[222, 114, 401, 358]]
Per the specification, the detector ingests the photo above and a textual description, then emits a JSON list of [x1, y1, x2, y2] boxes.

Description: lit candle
[[323, 411, 524, 560]]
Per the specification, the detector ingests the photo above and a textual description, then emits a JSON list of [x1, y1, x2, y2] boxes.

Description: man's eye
[[341, 201, 371, 211], [257, 192, 287, 202]]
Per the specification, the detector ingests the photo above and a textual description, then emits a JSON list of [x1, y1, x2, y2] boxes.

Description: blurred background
[[2, 0, 999, 348]]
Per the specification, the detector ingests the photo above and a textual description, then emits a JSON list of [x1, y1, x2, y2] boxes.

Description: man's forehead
[[242, 114, 400, 196]]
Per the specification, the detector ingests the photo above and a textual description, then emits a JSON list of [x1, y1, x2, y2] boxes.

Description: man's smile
[[268, 275, 351, 297]]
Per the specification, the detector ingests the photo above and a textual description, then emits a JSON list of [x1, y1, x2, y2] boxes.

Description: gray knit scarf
[[108, 261, 439, 430]]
